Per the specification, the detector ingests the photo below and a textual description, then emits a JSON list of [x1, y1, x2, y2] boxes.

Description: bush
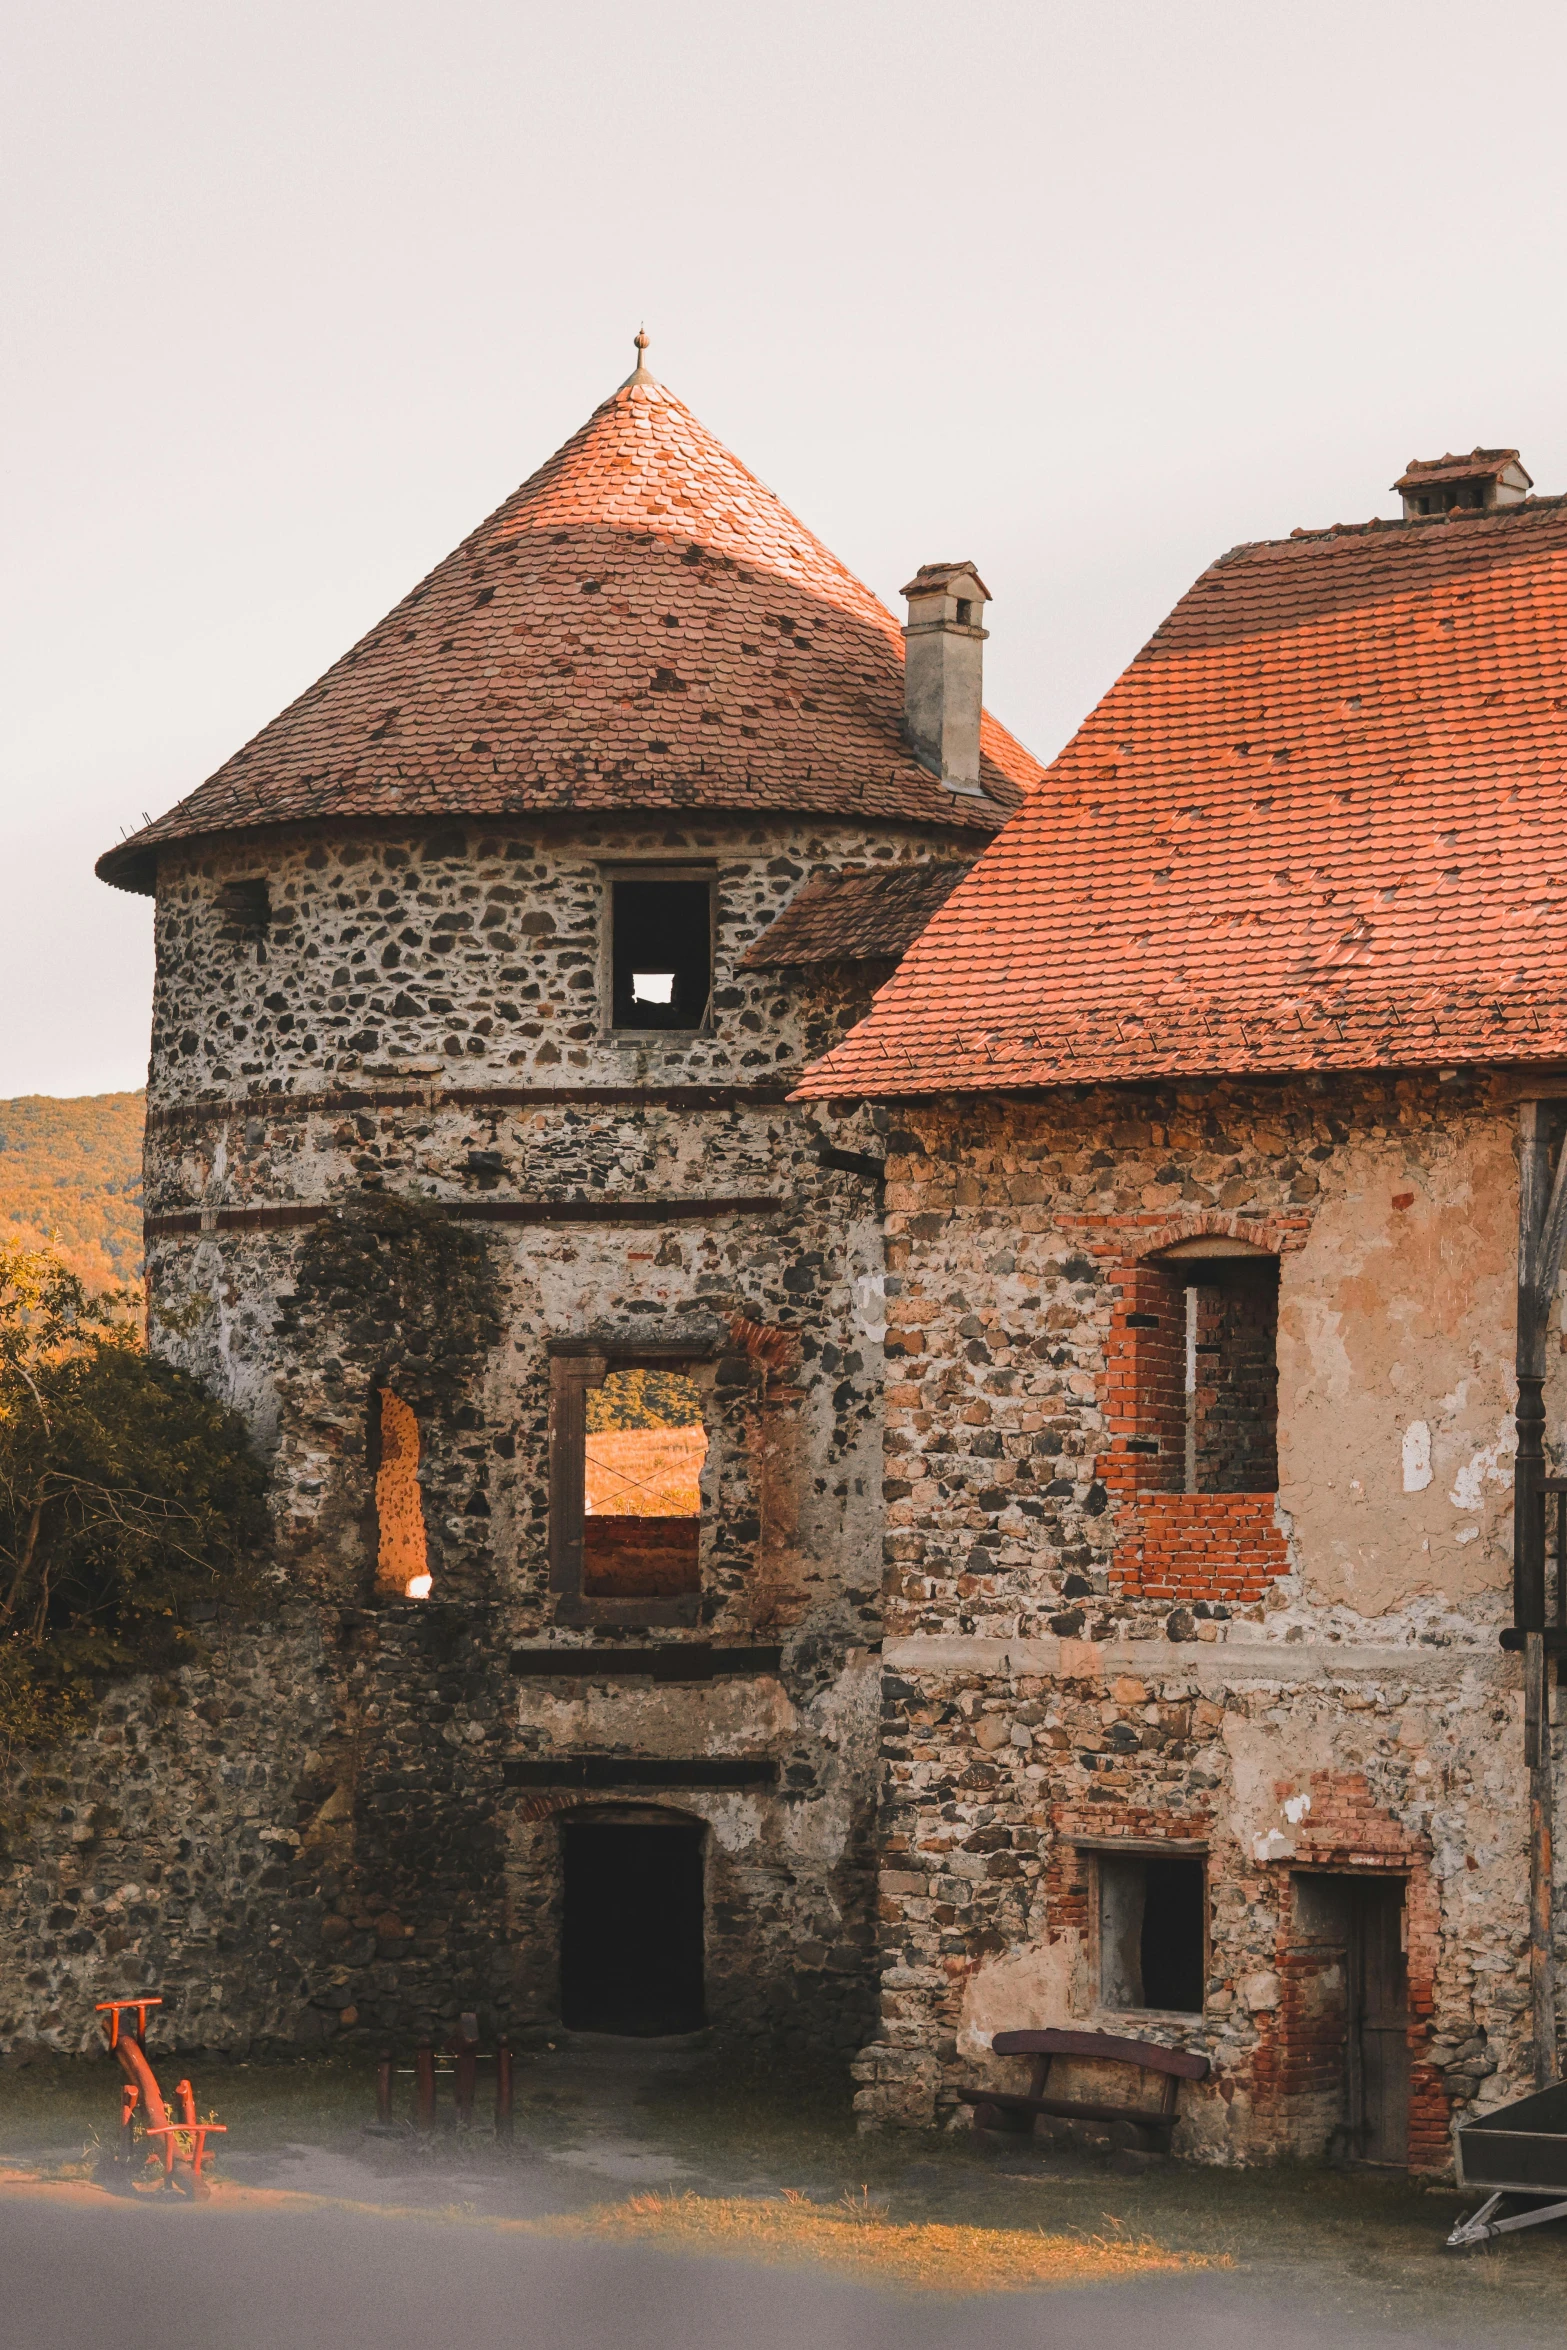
[[0, 1245, 268, 1770]]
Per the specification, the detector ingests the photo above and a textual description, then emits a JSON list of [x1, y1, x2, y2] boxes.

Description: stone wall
[[854, 1072, 1552, 2167], [0, 1615, 340, 2057], [3, 810, 972, 2058], [860, 1635, 1539, 2164]]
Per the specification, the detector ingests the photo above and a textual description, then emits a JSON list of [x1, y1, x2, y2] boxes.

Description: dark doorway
[[560, 1816, 706, 2034], [1291, 1873, 1410, 2165]]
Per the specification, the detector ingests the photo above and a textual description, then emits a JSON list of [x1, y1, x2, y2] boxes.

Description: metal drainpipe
[[1515, 1101, 1559, 2089]]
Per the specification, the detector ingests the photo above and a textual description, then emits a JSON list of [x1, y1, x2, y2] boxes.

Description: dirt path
[[1, 2035, 1560, 2346]]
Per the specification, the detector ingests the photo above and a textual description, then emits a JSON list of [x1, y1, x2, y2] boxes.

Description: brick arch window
[[1112, 1239, 1280, 1497], [1106, 1238, 1288, 1611], [374, 1388, 431, 1600]]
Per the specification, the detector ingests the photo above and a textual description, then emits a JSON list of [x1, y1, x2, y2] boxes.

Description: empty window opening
[[1183, 1257, 1278, 1491], [376, 1389, 431, 1599], [560, 1817, 706, 2034], [215, 877, 270, 939], [1131, 1244, 1279, 1493], [1289, 1874, 1410, 2166], [1096, 1851, 1206, 2014], [610, 877, 712, 1030], [582, 1367, 705, 1599]]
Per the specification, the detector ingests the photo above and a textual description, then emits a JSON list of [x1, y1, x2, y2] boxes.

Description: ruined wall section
[[857, 1074, 1545, 2163], [0, 1614, 345, 2057], [880, 1074, 1521, 1647], [3, 814, 950, 2057], [860, 1638, 1531, 2166]]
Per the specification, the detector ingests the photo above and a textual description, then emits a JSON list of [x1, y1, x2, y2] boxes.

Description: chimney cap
[[1391, 446, 1531, 495], [899, 560, 991, 603]]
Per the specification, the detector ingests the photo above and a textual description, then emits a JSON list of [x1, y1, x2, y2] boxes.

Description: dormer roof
[[97, 356, 1042, 893]]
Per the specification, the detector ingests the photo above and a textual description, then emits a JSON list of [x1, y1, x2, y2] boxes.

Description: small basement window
[[581, 1367, 706, 1599], [1095, 1850, 1206, 2015], [375, 1389, 431, 1600], [610, 875, 712, 1031]]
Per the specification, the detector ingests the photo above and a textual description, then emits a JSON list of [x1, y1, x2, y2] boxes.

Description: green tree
[[586, 1367, 703, 1432], [0, 1246, 268, 1770]]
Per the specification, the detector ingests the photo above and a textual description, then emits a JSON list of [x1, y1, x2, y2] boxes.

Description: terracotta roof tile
[[97, 365, 1042, 893], [795, 495, 1567, 1098], [1393, 447, 1527, 493], [739, 861, 973, 968]]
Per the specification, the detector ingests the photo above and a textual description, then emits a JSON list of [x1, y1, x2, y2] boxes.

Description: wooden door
[[1349, 1877, 1410, 2165]]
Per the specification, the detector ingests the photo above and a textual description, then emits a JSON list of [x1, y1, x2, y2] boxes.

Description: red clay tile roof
[[795, 496, 1567, 1098], [96, 364, 1042, 894], [1393, 448, 1529, 493], [739, 861, 973, 968]]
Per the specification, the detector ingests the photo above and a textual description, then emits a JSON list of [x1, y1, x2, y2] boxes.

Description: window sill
[[1090, 2006, 1206, 2027], [603, 1030, 713, 1048], [554, 1594, 702, 1630]]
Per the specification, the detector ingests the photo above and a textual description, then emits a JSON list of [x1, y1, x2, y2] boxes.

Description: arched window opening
[[581, 1366, 705, 1599], [376, 1389, 431, 1599], [1158, 1243, 1279, 1493], [1120, 1241, 1280, 1494]]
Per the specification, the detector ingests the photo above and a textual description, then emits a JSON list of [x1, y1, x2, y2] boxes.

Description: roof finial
[[620, 325, 656, 391]]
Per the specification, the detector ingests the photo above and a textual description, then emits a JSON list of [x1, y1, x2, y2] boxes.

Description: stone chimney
[[900, 561, 990, 795], [1392, 447, 1533, 520]]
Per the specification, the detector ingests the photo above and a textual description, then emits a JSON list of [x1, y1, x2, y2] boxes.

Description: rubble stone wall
[[855, 1073, 1551, 2167], [3, 812, 971, 2058]]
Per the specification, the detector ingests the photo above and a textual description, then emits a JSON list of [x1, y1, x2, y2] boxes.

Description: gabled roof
[[794, 494, 1567, 1099], [740, 861, 973, 968], [97, 357, 1042, 894]]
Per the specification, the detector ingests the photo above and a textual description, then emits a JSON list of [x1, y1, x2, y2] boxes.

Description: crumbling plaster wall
[[880, 1073, 1526, 1644], [855, 1072, 1550, 2162], [860, 1637, 1536, 2166], [1281, 1116, 1519, 1613]]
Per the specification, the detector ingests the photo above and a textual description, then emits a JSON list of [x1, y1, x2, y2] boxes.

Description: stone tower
[[88, 343, 1041, 2053]]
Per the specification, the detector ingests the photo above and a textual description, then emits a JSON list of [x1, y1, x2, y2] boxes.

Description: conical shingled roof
[[97, 360, 1042, 893]]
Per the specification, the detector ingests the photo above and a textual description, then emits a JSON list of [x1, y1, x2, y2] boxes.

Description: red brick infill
[[1110, 1491, 1290, 1605]]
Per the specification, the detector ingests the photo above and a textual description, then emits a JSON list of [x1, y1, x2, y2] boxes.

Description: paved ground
[[1, 2036, 1561, 2348]]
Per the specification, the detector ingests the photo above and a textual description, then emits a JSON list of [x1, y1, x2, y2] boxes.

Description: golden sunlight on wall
[[376, 1389, 431, 1599]]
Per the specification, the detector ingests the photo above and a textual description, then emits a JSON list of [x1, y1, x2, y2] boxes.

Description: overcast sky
[[4, 0, 1565, 1098]]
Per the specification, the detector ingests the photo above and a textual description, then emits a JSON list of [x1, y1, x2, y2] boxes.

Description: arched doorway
[[559, 1808, 706, 2035]]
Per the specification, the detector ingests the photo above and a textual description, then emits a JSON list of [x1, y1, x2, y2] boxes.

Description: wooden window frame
[[1076, 1840, 1210, 2022], [547, 1340, 708, 1628]]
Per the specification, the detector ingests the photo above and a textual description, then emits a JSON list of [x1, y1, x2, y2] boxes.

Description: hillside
[[0, 1092, 145, 1291]]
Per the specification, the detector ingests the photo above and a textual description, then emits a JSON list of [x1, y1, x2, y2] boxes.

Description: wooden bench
[[957, 2029, 1209, 2152]]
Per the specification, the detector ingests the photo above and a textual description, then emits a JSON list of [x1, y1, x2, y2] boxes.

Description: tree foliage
[[0, 1091, 144, 1290], [0, 1245, 268, 1770], [586, 1367, 703, 1432]]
